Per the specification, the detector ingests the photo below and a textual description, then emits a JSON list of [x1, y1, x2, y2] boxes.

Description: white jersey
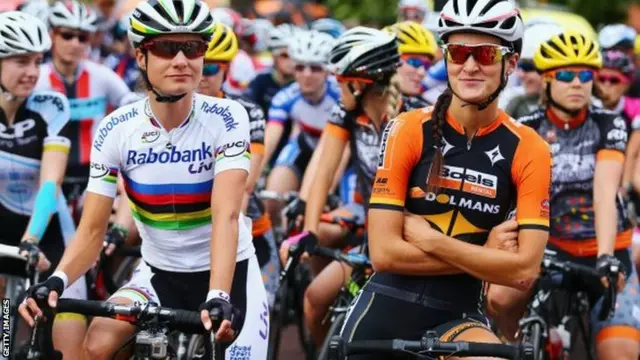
[[267, 79, 341, 148], [86, 94, 255, 272], [35, 60, 132, 168]]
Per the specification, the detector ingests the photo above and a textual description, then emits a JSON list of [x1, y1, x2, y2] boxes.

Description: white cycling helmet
[[18, 0, 50, 27], [253, 18, 274, 52], [267, 23, 297, 50], [521, 21, 562, 60], [0, 11, 51, 58], [310, 18, 346, 38], [211, 7, 242, 33], [49, 0, 100, 33], [128, 0, 215, 49], [598, 24, 637, 50], [288, 30, 334, 64], [437, 0, 524, 54], [398, 0, 429, 12], [328, 26, 400, 78]]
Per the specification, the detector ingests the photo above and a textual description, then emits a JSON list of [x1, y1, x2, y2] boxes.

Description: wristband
[[206, 289, 230, 302], [51, 271, 69, 290]]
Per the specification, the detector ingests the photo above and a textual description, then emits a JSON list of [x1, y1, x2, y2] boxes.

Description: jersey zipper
[[448, 132, 475, 235]]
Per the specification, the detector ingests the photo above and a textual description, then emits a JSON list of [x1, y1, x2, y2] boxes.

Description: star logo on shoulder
[[485, 145, 505, 166]]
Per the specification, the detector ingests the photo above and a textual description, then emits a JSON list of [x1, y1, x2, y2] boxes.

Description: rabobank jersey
[[85, 94, 255, 272], [35, 61, 132, 168], [267, 79, 340, 148]]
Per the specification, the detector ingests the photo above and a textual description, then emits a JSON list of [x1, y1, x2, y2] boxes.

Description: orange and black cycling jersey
[[366, 108, 551, 311], [324, 95, 430, 208], [518, 106, 631, 257], [224, 92, 271, 237]]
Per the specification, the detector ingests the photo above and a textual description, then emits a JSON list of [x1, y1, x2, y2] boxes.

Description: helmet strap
[[545, 82, 582, 117], [142, 55, 186, 103], [0, 63, 16, 102], [445, 57, 508, 111]]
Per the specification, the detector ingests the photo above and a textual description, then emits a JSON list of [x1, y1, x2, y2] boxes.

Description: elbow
[[369, 247, 392, 273], [511, 262, 540, 289]]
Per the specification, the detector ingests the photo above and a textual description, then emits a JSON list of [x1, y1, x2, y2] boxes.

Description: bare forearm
[[329, 147, 350, 193], [594, 198, 617, 256], [209, 216, 239, 292], [56, 226, 105, 284], [428, 234, 539, 285], [372, 236, 462, 276], [303, 165, 333, 233], [263, 124, 284, 165]]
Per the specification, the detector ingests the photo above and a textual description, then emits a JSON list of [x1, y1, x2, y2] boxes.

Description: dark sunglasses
[[597, 74, 628, 85], [403, 56, 432, 70], [294, 64, 324, 73], [142, 40, 208, 60], [202, 63, 228, 76], [442, 43, 512, 66], [273, 50, 289, 59], [518, 61, 536, 72], [552, 69, 594, 83], [58, 31, 90, 43]]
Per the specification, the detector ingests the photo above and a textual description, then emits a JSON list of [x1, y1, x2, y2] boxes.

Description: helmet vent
[[500, 17, 515, 29], [476, 21, 498, 29], [479, 0, 502, 16], [466, 0, 479, 16]]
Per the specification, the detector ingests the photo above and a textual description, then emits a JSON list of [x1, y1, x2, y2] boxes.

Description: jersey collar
[[145, 96, 196, 130], [546, 107, 587, 130], [445, 110, 506, 137]]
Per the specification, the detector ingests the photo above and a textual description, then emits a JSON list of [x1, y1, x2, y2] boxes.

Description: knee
[[82, 321, 120, 360], [485, 285, 524, 318], [597, 338, 639, 360]]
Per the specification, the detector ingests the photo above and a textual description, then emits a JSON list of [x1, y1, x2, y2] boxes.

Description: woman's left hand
[[403, 211, 441, 252]]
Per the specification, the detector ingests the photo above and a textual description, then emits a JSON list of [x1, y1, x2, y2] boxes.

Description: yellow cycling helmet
[[204, 22, 238, 63], [635, 35, 640, 56], [533, 29, 602, 72], [383, 21, 437, 58]]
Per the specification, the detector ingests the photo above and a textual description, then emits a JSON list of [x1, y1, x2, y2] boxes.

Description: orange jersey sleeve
[[251, 142, 265, 156], [509, 121, 551, 231], [324, 123, 350, 142], [596, 149, 624, 163], [369, 109, 428, 211]]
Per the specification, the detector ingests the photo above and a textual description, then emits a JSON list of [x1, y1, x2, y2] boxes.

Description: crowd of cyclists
[[3, 0, 640, 358]]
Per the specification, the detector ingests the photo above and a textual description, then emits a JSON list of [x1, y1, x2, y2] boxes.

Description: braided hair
[[384, 75, 402, 120], [425, 88, 453, 194]]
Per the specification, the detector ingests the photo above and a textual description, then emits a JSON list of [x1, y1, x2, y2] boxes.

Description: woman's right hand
[[18, 241, 51, 272], [485, 219, 519, 252], [18, 276, 64, 327], [279, 231, 318, 265]]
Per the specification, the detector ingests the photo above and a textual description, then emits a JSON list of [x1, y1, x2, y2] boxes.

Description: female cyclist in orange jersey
[[339, 0, 551, 357]]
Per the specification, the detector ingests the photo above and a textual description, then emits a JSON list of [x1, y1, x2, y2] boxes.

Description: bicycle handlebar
[[329, 332, 533, 360], [56, 299, 207, 334], [540, 252, 617, 320]]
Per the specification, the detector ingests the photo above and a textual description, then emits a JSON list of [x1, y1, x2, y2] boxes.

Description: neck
[[147, 92, 193, 131], [305, 82, 327, 104], [0, 95, 23, 126], [604, 97, 622, 111], [449, 96, 499, 138], [362, 91, 388, 128], [53, 56, 79, 82], [272, 70, 290, 86]]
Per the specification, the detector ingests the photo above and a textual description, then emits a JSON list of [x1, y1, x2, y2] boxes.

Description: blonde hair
[[385, 74, 402, 120]]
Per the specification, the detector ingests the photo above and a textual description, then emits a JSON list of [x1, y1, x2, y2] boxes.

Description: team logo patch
[[440, 165, 498, 199], [484, 145, 504, 167]]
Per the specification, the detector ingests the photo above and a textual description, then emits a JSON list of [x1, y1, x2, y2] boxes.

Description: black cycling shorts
[[339, 289, 490, 360]]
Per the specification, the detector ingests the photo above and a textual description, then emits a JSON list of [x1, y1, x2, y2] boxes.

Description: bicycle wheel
[[267, 282, 289, 360], [317, 312, 345, 360]]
